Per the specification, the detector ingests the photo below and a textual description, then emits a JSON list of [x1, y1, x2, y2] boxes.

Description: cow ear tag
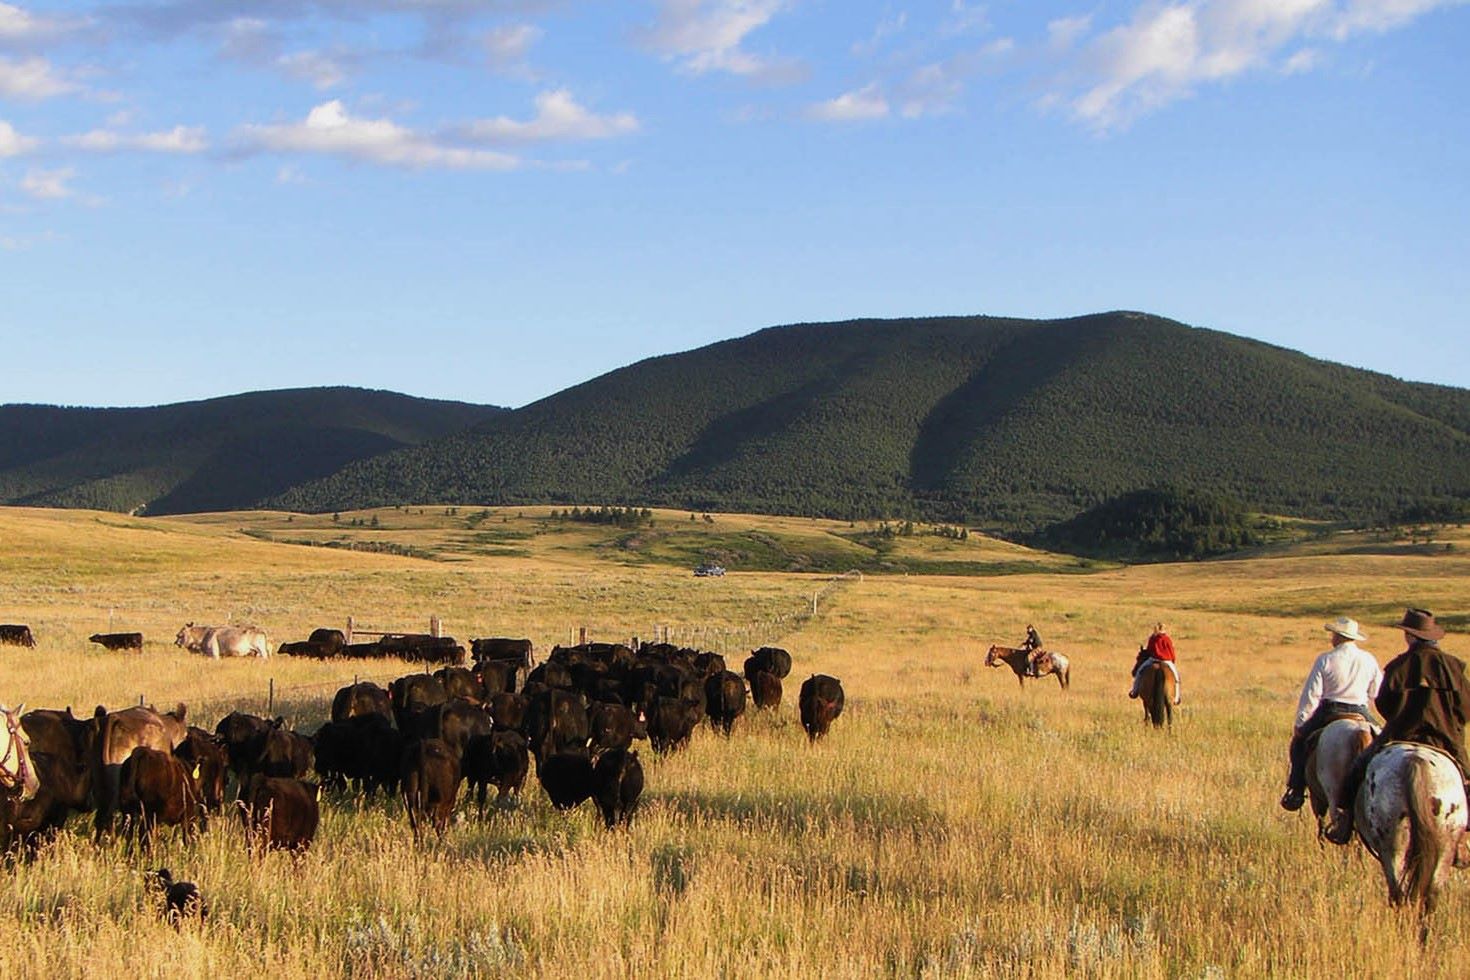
[[192, 763, 201, 779]]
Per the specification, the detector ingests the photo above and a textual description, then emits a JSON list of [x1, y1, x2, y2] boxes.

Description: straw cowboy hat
[[1324, 617, 1368, 643], [1389, 608, 1446, 641]]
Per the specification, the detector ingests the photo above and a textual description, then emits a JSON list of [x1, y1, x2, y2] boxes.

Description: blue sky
[[2, 0, 1467, 408]]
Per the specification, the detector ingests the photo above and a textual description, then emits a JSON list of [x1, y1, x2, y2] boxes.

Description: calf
[[750, 670, 782, 710], [646, 697, 703, 754], [401, 738, 460, 839], [118, 746, 206, 850], [535, 748, 594, 811], [331, 682, 391, 724], [146, 868, 207, 926], [592, 748, 644, 829], [89, 632, 143, 652], [174, 727, 228, 813], [462, 731, 529, 816], [241, 774, 320, 853], [704, 670, 747, 736], [799, 674, 845, 742], [0, 624, 36, 648]]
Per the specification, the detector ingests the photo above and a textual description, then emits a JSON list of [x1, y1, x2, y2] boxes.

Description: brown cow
[[798, 675, 845, 742], [0, 625, 36, 648], [401, 738, 460, 839], [119, 746, 206, 851], [241, 774, 320, 854], [174, 727, 229, 813], [91, 704, 188, 839]]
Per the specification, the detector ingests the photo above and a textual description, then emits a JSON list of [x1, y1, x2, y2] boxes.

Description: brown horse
[[985, 646, 1071, 689], [1136, 661, 1174, 728]]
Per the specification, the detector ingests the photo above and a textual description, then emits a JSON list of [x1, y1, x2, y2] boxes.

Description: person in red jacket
[[1129, 622, 1181, 704]]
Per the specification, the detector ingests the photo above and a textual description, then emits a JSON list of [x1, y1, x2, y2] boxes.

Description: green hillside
[[270, 313, 1470, 528], [0, 388, 505, 515]]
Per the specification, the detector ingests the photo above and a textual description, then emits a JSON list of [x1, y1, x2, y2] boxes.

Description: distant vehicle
[[693, 564, 726, 577]]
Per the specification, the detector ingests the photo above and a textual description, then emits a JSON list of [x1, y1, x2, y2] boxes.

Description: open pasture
[[0, 506, 1468, 976]]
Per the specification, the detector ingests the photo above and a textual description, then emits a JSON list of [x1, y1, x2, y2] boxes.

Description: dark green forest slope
[[0, 388, 505, 514], [271, 313, 1470, 528]]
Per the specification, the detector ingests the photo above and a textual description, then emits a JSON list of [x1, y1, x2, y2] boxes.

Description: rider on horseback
[[1326, 609, 1470, 865], [1022, 624, 1045, 677], [1279, 617, 1381, 812], [1128, 623, 1181, 704]]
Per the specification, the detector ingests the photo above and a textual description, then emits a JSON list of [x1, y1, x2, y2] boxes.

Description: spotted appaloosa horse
[[1305, 717, 1376, 842], [984, 645, 1071, 690], [1353, 742, 1467, 941]]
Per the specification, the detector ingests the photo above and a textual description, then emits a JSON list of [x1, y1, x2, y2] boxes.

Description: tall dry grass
[[0, 506, 1467, 977]]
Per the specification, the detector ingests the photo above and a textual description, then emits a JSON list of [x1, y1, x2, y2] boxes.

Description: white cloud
[[0, 3, 81, 46], [483, 23, 541, 75], [458, 90, 638, 144], [808, 83, 889, 122], [0, 55, 79, 99], [234, 99, 519, 171], [277, 49, 349, 89], [65, 125, 209, 154], [219, 18, 353, 89], [21, 166, 75, 199], [0, 118, 36, 156], [643, 0, 798, 80], [1055, 0, 1467, 129]]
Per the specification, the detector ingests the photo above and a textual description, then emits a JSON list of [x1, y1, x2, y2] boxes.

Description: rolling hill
[[0, 387, 505, 515], [268, 312, 1470, 528]]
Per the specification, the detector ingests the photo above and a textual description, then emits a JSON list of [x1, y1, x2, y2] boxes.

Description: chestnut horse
[[984, 646, 1071, 690], [1135, 661, 1174, 728]]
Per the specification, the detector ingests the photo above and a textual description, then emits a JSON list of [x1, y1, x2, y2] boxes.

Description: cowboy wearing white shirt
[[1279, 617, 1382, 811]]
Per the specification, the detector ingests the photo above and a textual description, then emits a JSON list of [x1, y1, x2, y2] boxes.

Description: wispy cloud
[[233, 99, 519, 170], [483, 22, 541, 76], [1052, 0, 1468, 130], [21, 166, 75, 199], [642, 0, 800, 81], [0, 2, 85, 47], [807, 83, 889, 122], [65, 125, 209, 154], [0, 55, 81, 99], [0, 118, 36, 156], [457, 89, 638, 144]]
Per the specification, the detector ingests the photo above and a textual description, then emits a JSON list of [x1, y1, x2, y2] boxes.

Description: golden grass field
[[0, 504, 1467, 978]]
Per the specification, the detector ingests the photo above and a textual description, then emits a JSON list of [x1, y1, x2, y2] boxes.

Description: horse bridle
[[0, 708, 31, 795]]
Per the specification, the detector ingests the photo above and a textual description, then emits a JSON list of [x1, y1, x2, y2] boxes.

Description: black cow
[[174, 727, 228, 813], [799, 674, 845, 742], [118, 746, 206, 850], [89, 632, 143, 652], [535, 748, 594, 810], [1, 752, 82, 855], [21, 707, 96, 810], [421, 698, 493, 760], [592, 748, 644, 829], [214, 711, 274, 789], [312, 714, 402, 797], [0, 624, 36, 648], [307, 628, 346, 656], [331, 682, 392, 724], [388, 674, 448, 735], [255, 722, 314, 779], [704, 671, 747, 736], [646, 697, 703, 754], [750, 670, 782, 710], [488, 692, 528, 734], [277, 640, 335, 658], [379, 634, 466, 665], [146, 868, 207, 926], [693, 651, 726, 679], [401, 738, 460, 839], [462, 731, 529, 816], [745, 647, 793, 681], [343, 641, 384, 659], [474, 660, 519, 697], [471, 637, 534, 669], [434, 666, 486, 703], [241, 775, 320, 853], [589, 702, 641, 754], [524, 689, 590, 761]]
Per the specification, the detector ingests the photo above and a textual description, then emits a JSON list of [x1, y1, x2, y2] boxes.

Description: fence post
[[430, 616, 442, 638], [347, 616, 355, 645], [268, 678, 274, 715], [579, 626, 587, 645]]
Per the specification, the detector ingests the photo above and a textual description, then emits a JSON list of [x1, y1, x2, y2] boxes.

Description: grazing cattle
[[89, 632, 143, 652], [331, 682, 392, 724], [389, 674, 449, 735], [745, 647, 792, 681], [589, 702, 641, 754], [214, 712, 274, 787], [750, 670, 782, 710], [312, 714, 403, 798], [525, 689, 590, 761], [705, 671, 747, 736], [474, 660, 519, 697], [255, 723, 314, 780], [175, 624, 270, 659], [119, 746, 206, 850], [693, 651, 726, 679], [343, 641, 384, 659], [241, 775, 320, 853], [471, 637, 534, 669], [527, 660, 575, 690], [401, 738, 460, 839], [307, 628, 346, 656], [646, 697, 703, 755], [0, 625, 36, 648], [1, 751, 80, 855], [593, 748, 644, 829], [277, 640, 335, 658], [146, 869, 207, 926], [378, 634, 466, 665], [462, 731, 529, 816], [91, 704, 188, 839], [798, 675, 845, 742], [535, 748, 594, 810], [488, 692, 529, 734], [434, 666, 486, 703], [421, 699, 494, 760], [21, 707, 96, 807], [174, 727, 229, 813]]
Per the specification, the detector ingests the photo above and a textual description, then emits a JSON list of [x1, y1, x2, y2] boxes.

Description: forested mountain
[[0, 388, 505, 514], [270, 313, 1470, 528]]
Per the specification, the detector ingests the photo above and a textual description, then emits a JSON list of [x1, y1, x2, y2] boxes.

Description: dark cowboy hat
[[1389, 608, 1446, 641]]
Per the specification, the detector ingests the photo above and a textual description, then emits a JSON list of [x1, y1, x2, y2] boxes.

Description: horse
[[0, 703, 41, 802], [984, 645, 1070, 690], [1305, 717, 1376, 841], [1135, 661, 1174, 728], [1352, 742, 1467, 940], [175, 623, 271, 659]]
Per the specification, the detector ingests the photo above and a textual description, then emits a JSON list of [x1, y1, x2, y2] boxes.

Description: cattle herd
[[1, 628, 846, 874]]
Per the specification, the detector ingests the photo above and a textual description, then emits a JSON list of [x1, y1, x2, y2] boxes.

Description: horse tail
[[1400, 756, 1444, 911], [1147, 668, 1168, 728]]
